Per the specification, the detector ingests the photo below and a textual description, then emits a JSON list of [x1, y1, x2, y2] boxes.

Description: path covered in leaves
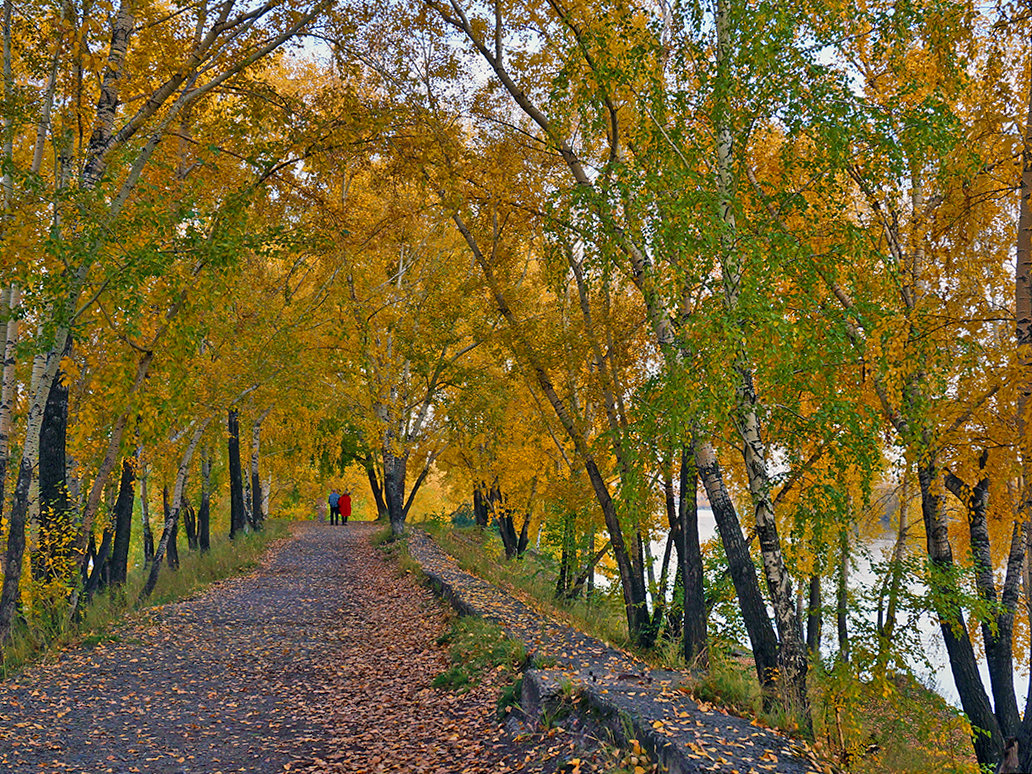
[[409, 530, 827, 774], [0, 523, 607, 773]]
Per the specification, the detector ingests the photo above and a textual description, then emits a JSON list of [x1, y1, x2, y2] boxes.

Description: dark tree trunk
[[517, 513, 530, 555], [168, 520, 179, 568], [499, 516, 519, 559], [806, 574, 822, 655], [632, 526, 648, 629], [917, 461, 1001, 765], [82, 533, 96, 591], [141, 471, 155, 565], [107, 457, 136, 587], [587, 530, 595, 597], [564, 539, 610, 600], [496, 487, 522, 560], [84, 527, 113, 601], [383, 449, 407, 535], [946, 466, 1024, 738], [663, 469, 683, 614], [696, 442, 779, 695], [198, 451, 211, 552], [993, 521, 1026, 736], [250, 470, 263, 531], [555, 511, 574, 598], [365, 459, 388, 520], [35, 366, 71, 584], [678, 446, 707, 668], [228, 408, 245, 538], [182, 495, 198, 551], [473, 484, 489, 528], [402, 460, 432, 521], [163, 487, 179, 570]]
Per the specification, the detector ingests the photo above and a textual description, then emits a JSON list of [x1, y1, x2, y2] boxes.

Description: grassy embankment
[[408, 517, 977, 774], [1, 519, 288, 679], [373, 524, 666, 774]]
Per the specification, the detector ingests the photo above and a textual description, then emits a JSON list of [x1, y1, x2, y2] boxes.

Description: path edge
[[411, 528, 701, 774]]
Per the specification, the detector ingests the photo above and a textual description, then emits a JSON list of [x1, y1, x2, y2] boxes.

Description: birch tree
[[0, 0, 325, 644]]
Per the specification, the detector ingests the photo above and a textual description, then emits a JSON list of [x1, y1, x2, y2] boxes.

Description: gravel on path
[[0, 522, 597, 774]]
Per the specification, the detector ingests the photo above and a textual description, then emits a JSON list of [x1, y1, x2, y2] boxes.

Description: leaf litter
[[0, 522, 629, 773]]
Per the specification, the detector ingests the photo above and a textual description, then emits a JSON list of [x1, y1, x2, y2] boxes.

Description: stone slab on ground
[[408, 528, 825, 774]]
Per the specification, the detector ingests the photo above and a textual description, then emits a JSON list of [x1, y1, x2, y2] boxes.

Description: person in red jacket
[[339, 488, 352, 524]]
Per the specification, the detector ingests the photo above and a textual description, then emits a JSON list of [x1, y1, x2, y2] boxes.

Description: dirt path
[[0, 523, 560, 774]]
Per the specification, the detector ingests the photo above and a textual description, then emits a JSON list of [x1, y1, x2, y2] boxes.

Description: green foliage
[[431, 616, 526, 693], [810, 660, 976, 774], [313, 418, 371, 478], [701, 537, 751, 647]]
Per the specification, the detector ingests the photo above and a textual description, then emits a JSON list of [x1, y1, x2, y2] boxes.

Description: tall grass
[[1, 519, 288, 679]]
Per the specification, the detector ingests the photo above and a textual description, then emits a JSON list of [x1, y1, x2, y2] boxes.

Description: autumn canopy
[[0, 0, 1030, 770]]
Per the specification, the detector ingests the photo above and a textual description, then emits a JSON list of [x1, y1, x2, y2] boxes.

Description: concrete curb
[[421, 560, 704, 772], [409, 529, 818, 774]]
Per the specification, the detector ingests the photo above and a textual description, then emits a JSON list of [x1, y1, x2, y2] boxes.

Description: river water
[[640, 505, 1030, 710]]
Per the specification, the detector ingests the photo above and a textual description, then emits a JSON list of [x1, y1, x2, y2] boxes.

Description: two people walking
[[328, 487, 351, 525]]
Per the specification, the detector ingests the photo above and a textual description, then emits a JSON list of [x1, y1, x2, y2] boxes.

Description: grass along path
[[2, 520, 290, 679], [0, 521, 638, 773]]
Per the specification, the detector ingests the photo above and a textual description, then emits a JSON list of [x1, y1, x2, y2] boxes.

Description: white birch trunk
[[25, 347, 45, 528], [714, 0, 808, 711], [0, 284, 12, 578], [250, 416, 262, 484], [1017, 59, 1032, 773], [263, 473, 271, 518], [0, 284, 18, 489], [0, 327, 68, 642]]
